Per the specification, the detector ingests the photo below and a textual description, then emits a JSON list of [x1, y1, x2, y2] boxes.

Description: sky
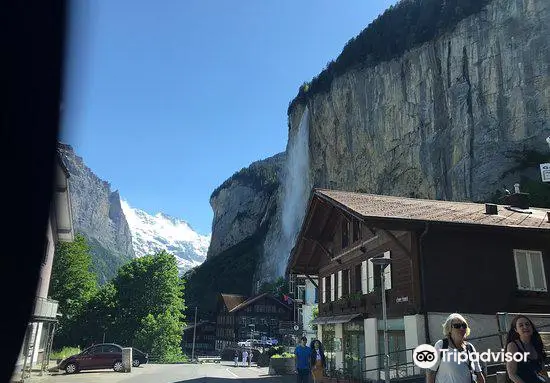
[[61, 0, 398, 236]]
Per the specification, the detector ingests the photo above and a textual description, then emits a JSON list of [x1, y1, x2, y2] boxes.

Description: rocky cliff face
[[291, 0, 550, 202], [208, 0, 550, 288], [58, 144, 135, 283], [207, 152, 285, 259]]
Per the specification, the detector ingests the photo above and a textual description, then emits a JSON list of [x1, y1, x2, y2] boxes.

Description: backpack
[[436, 338, 476, 382]]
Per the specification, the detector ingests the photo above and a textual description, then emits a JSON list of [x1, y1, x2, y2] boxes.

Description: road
[[33, 362, 296, 383]]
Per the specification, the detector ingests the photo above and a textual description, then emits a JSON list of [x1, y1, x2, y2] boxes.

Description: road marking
[[226, 368, 240, 379]]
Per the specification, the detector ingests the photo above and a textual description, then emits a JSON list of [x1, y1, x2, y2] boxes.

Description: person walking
[[426, 313, 485, 383], [234, 349, 239, 367], [295, 336, 312, 383], [242, 349, 249, 367], [310, 340, 327, 383], [506, 315, 548, 383]]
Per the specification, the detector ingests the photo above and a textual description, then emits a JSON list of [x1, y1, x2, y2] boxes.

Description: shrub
[[51, 347, 81, 361]]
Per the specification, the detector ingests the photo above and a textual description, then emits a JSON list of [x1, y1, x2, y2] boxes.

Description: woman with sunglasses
[[506, 315, 548, 383], [427, 313, 485, 383]]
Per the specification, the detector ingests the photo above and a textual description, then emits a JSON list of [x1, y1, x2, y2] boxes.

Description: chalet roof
[[316, 189, 550, 230], [228, 293, 291, 314], [220, 294, 247, 311]]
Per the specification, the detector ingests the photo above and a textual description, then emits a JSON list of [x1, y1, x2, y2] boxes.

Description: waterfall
[[276, 106, 312, 276]]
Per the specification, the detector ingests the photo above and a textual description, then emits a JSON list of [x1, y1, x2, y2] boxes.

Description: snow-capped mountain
[[121, 200, 210, 274]]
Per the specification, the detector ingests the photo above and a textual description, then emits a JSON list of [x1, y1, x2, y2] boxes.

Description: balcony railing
[[32, 297, 59, 320]]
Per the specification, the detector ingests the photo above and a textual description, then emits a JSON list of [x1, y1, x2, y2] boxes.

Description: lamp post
[[370, 255, 392, 383], [248, 324, 255, 366]]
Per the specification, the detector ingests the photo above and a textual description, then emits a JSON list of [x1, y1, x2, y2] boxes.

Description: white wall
[[364, 318, 378, 381], [404, 315, 425, 376]]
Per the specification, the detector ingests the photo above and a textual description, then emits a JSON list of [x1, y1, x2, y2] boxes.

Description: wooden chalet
[[287, 189, 550, 380]]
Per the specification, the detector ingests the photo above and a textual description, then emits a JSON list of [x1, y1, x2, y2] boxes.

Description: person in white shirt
[[426, 313, 485, 383]]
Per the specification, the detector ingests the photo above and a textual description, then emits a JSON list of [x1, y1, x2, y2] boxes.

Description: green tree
[[310, 305, 319, 332], [134, 310, 186, 363], [50, 234, 98, 347], [112, 251, 185, 346], [78, 282, 117, 347]]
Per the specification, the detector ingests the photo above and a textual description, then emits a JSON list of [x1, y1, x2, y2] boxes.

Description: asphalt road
[[35, 362, 297, 383]]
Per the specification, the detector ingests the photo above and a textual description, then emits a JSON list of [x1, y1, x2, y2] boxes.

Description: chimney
[[485, 204, 498, 215], [500, 183, 530, 209]]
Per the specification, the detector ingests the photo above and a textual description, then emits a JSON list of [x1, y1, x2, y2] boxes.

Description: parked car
[[131, 348, 149, 367], [58, 343, 124, 374]]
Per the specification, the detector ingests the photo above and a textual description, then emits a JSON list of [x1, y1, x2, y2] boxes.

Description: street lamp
[[248, 324, 255, 367], [370, 255, 392, 383]]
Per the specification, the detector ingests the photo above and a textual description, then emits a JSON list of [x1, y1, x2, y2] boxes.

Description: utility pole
[[191, 306, 198, 362], [370, 256, 392, 383]]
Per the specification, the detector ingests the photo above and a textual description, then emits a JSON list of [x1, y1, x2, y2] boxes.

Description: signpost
[[540, 163, 550, 182]]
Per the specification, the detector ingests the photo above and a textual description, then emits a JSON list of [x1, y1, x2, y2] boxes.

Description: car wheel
[[65, 363, 78, 374], [132, 359, 141, 367], [113, 360, 124, 372]]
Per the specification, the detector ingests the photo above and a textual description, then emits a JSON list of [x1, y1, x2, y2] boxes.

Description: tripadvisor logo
[[413, 344, 529, 368]]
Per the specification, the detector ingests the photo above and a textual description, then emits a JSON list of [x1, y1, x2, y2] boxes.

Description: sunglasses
[[452, 323, 468, 329]]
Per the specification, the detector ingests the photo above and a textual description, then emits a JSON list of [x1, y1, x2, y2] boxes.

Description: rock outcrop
[[58, 143, 134, 283]]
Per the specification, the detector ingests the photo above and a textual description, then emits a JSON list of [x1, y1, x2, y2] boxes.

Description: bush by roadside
[[51, 347, 80, 361]]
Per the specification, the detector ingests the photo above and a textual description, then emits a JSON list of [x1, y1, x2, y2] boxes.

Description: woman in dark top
[[506, 315, 548, 383], [310, 340, 326, 383]]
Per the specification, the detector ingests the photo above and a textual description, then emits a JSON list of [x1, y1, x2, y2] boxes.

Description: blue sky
[[61, 0, 397, 235]]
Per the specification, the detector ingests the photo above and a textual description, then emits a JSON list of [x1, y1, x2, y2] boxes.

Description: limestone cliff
[[291, 0, 550, 202], [58, 143, 135, 283], [208, 0, 550, 289], [207, 152, 285, 259]]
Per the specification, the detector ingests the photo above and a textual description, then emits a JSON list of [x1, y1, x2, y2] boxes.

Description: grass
[[51, 347, 80, 361]]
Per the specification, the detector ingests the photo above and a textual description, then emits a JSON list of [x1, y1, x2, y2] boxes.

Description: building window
[[514, 250, 547, 292], [371, 251, 392, 292], [342, 269, 350, 297], [355, 264, 362, 293], [342, 219, 350, 249], [353, 220, 361, 243], [322, 277, 327, 303], [297, 285, 306, 301], [314, 286, 318, 303], [377, 331, 406, 369]]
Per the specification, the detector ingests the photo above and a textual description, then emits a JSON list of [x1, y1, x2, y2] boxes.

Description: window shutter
[[361, 261, 368, 294], [331, 274, 335, 302], [367, 259, 374, 293], [514, 250, 531, 290], [322, 277, 326, 303], [384, 251, 392, 290], [529, 251, 547, 291], [338, 270, 343, 298]]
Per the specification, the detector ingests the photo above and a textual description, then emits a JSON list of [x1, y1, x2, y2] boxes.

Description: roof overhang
[[311, 313, 362, 325]]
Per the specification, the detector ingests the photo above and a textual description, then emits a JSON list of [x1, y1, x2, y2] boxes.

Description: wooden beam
[[304, 274, 319, 289], [379, 229, 412, 258], [305, 237, 332, 259]]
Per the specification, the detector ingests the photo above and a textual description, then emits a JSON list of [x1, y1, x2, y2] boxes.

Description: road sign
[[540, 163, 550, 182]]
